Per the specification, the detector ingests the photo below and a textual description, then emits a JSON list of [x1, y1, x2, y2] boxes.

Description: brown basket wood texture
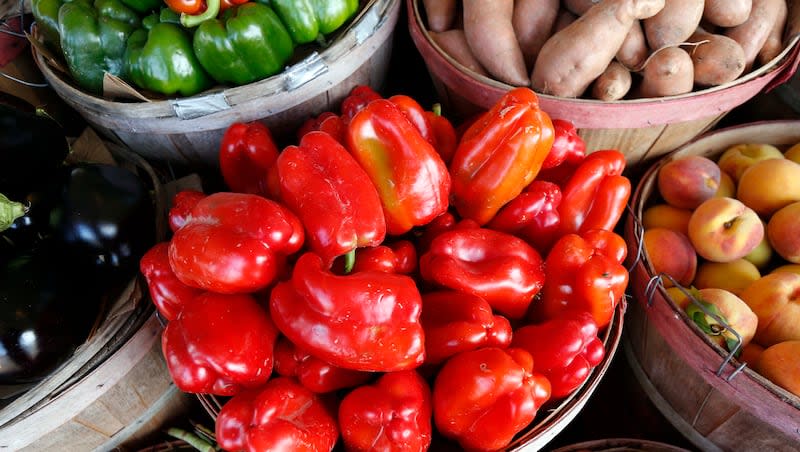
[[30, 0, 400, 169], [407, 0, 800, 170], [623, 121, 800, 452]]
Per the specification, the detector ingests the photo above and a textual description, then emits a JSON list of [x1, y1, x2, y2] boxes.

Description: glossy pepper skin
[[558, 149, 631, 235], [425, 104, 458, 164], [275, 131, 386, 270], [297, 111, 346, 143], [219, 121, 279, 197], [167, 189, 206, 232], [270, 252, 425, 372], [273, 336, 372, 393], [541, 118, 586, 169], [421, 290, 512, 365], [450, 87, 555, 225], [347, 99, 451, 236], [118, 0, 159, 13], [139, 242, 203, 321], [162, 292, 279, 395], [349, 240, 417, 274], [216, 376, 339, 452], [512, 310, 605, 399], [268, 0, 358, 43], [339, 370, 433, 452], [340, 85, 382, 124], [168, 192, 304, 294], [535, 229, 629, 329], [193, 3, 295, 86], [57, 0, 141, 94], [419, 227, 545, 319], [432, 347, 551, 452], [124, 18, 212, 96], [487, 180, 563, 256]]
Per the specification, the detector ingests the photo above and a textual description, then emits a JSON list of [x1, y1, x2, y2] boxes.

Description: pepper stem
[[181, 0, 220, 28], [0, 194, 27, 232], [165, 427, 215, 452], [343, 249, 356, 274], [432, 102, 442, 116]]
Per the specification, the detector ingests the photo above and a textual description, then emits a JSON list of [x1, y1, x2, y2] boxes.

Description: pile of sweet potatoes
[[422, 0, 798, 101]]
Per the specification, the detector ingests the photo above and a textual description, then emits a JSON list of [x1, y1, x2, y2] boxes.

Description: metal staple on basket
[[644, 273, 749, 381]]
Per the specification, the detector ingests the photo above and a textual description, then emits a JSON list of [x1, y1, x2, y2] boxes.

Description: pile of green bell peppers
[[31, 0, 360, 96]]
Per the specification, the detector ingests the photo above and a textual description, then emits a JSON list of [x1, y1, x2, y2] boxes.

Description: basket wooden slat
[[623, 121, 800, 452]]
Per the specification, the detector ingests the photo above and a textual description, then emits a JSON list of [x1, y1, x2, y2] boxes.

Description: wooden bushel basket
[[407, 0, 800, 170], [0, 135, 192, 452], [31, 0, 400, 169], [623, 121, 800, 452]]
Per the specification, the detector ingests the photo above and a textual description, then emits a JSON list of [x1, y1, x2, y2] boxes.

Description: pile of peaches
[[642, 141, 800, 399]]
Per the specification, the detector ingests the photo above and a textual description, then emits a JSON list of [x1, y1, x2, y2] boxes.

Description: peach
[[784, 142, 800, 164], [714, 170, 736, 198], [754, 340, 800, 397], [687, 197, 764, 263], [739, 272, 800, 347], [686, 288, 758, 350], [743, 223, 773, 270], [772, 264, 800, 276], [643, 228, 697, 287], [766, 201, 800, 264], [642, 204, 692, 236], [716, 143, 784, 182], [665, 286, 690, 310], [738, 342, 764, 366], [657, 155, 721, 209], [736, 158, 800, 217], [692, 258, 761, 296]]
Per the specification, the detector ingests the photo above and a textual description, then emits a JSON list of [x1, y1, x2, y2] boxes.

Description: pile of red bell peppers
[[139, 86, 632, 452]]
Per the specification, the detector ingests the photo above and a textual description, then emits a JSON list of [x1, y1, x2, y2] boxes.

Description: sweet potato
[[591, 61, 633, 100], [756, 0, 788, 64], [617, 21, 649, 68], [563, 0, 602, 15], [553, 8, 579, 33], [724, 0, 788, 70], [430, 29, 489, 76], [704, 0, 752, 27], [463, 0, 529, 86], [513, 0, 560, 69], [688, 28, 747, 86], [637, 46, 695, 97], [422, 0, 457, 32], [643, 0, 704, 48], [531, 0, 666, 97]]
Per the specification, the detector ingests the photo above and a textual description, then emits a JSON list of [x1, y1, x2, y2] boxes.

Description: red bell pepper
[[168, 189, 206, 233], [414, 211, 480, 255], [558, 149, 631, 235], [541, 118, 586, 169], [388, 94, 437, 145], [139, 242, 203, 321], [341, 84, 382, 124], [535, 229, 629, 329], [269, 252, 425, 372], [219, 121, 279, 197], [449, 87, 555, 225], [339, 370, 432, 452], [421, 290, 512, 365], [512, 310, 606, 399], [432, 347, 551, 451], [349, 240, 417, 274], [273, 336, 372, 393], [419, 227, 545, 319], [487, 180, 563, 255], [274, 131, 386, 271], [346, 98, 451, 236], [425, 103, 458, 164], [161, 292, 278, 395], [215, 377, 339, 452], [168, 192, 304, 294], [296, 111, 346, 143]]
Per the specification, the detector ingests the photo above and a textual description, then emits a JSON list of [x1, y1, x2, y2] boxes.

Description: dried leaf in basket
[[66, 127, 116, 165]]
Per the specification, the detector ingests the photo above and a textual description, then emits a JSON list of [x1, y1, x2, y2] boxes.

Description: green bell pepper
[[266, 0, 359, 44], [31, 0, 66, 51], [193, 2, 295, 86], [118, 0, 161, 14], [124, 17, 212, 97], [58, 0, 141, 94]]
